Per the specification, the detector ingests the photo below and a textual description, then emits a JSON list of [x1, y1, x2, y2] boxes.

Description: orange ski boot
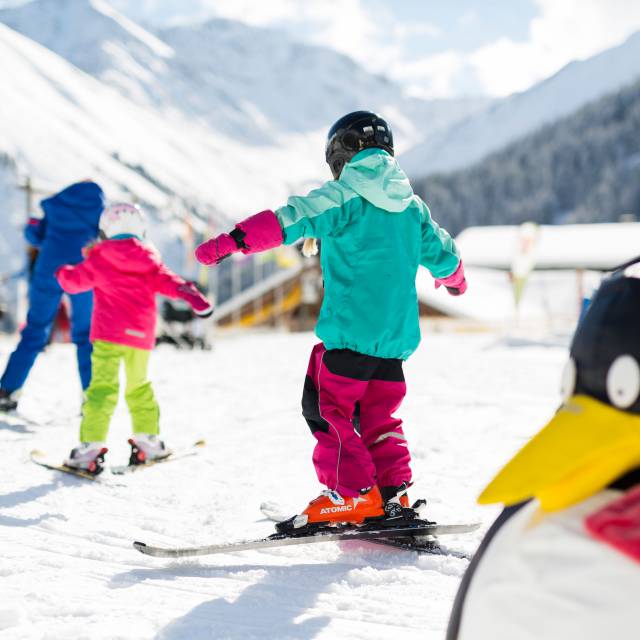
[[287, 486, 386, 530]]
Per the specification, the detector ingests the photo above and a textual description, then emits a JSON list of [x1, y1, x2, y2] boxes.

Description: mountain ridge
[[414, 77, 640, 235], [401, 30, 640, 177], [0, 0, 483, 146]]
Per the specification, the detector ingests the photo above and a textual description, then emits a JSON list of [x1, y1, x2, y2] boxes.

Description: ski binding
[[30, 449, 106, 481], [110, 439, 205, 475], [260, 500, 477, 556]]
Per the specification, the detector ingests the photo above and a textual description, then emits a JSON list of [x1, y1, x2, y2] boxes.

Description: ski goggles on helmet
[[325, 122, 393, 162]]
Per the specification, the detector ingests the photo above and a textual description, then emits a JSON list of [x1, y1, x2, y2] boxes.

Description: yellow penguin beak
[[478, 395, 640, 512]]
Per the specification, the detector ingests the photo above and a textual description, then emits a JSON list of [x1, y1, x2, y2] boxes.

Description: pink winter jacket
[[56, 238, 211, 350]]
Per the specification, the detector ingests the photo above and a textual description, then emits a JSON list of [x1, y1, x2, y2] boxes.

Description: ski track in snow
[[0, 328, 567, 639]]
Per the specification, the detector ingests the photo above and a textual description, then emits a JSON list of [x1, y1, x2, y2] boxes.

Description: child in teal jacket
[[196, 111, 466, 528]]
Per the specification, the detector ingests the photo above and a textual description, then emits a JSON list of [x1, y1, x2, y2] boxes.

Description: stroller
[[156, 293, 212, 350]]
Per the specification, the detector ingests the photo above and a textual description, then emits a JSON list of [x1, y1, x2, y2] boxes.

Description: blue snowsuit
[[0, 182, 104, 393]]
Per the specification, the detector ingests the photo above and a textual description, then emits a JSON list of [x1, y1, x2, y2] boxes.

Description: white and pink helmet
[[99, 202, 146, 239]]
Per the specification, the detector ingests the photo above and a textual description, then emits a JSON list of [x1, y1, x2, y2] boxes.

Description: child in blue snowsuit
[[0, 181, 104, 411]]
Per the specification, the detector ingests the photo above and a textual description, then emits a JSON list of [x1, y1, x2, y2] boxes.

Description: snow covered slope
[[0, 0, 483, 152], [0, 22, 226, 209], [401, 31, 640, 176], [0, 20, 318, 282], [0, 20, 330, 229], [0, 0, 486, 277], [0, 328, 567, 639]]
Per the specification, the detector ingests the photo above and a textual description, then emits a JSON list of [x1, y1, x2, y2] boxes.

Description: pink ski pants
[[302, 343, 411, 497]]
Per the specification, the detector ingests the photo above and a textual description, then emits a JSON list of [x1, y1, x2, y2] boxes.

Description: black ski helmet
[[325, 111, 394, 179], [563, 256, 640, 413]]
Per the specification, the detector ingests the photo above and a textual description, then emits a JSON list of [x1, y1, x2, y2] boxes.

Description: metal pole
[[25, 176, 33, 216], [231, 259, 242, 326], [252, 256, 263, 326], [275, 282, 284, 329]]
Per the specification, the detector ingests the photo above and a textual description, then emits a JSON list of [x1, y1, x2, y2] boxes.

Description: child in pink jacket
[[55, 203, 212, 474]]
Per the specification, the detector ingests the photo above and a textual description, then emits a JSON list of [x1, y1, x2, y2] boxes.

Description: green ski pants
[[80, 340, 160, 442]]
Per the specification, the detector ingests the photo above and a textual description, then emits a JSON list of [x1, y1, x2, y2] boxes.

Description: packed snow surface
[[0, 328, 567, 639]]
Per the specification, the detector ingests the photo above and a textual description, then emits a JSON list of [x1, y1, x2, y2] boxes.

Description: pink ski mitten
[[434, 261, 467, 296], [235, 210, 283, 254], [195, 233, 241, 265], [178, 282, 214, 317], [195, 210, 283, 266]]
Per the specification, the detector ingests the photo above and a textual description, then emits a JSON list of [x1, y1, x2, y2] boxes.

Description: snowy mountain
[[401, 30, 640, 177], [0, 21, 265, 213], [0, 0, 485, 281], [0, 20, 326, 283], [0, 0, 483, 151]]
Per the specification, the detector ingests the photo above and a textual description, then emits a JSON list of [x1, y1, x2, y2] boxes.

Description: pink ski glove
[[194, 233, 240, 265], [434, 261, 467, 296], [178, 282, 214, 318], [195, 210, 283, 266]]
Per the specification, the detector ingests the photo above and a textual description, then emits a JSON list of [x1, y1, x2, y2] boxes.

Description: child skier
[[56, 203, 212, 473], [0, 181, 104, 412], [195, 111, 466, 528]]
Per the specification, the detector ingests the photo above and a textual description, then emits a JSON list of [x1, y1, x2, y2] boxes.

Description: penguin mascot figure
[[448, 258, 640, 640]]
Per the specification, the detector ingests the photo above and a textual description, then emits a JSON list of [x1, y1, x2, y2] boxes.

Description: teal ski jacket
[[275, 148, 460, 360]]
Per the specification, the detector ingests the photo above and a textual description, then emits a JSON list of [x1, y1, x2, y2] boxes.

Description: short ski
[[111, 440, 206, 475], [30, 449, 103, 481], [133, 521, 480, 558], [31, 440, 205, 479], [260, 501, 476, 556]]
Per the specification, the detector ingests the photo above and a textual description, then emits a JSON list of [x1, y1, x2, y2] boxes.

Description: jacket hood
[[40, 182, 104, 238], [339, 148, 415, 212], [41, 181, 104, 217], [92, 238, 160, 275]]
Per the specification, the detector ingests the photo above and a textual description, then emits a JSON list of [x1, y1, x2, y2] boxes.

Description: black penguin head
[[561, 258, 640, 414]]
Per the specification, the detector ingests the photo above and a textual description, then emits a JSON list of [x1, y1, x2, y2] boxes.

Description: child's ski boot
[[277, 482, 434, 536], [0, 389, 18, 412], [277, 486, 386, 533], [128, 434, 172, 466], [64, 442, 108, 475]]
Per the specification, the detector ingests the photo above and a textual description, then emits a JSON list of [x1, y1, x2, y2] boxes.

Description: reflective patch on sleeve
[[373, 432, 406, 444], [125, 329, 146, 339], [585, 485, 640, 562]]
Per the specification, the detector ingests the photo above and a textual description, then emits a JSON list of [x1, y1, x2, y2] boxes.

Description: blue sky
[[3, 0, 640, 99], [384, 0, 536, 54]]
